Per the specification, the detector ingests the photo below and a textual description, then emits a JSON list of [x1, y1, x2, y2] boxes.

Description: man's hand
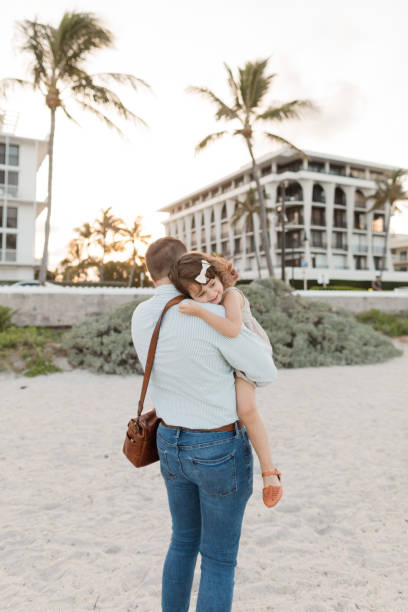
[[178, 300, 203, 317]]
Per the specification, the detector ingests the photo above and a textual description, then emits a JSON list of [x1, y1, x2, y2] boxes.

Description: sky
[[1, 0, 408, 267]]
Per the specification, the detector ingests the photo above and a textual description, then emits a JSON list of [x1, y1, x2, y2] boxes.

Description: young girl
[[169, 251, 282, 508]]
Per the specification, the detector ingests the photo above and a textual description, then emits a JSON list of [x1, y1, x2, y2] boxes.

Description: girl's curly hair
[[169, 251, 235, 296]]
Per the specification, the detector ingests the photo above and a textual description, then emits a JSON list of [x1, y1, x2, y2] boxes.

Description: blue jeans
[[156, 421, 253, 612]]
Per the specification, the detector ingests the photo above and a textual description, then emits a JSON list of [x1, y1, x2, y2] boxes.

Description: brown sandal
[[262, 469, 282, 508]]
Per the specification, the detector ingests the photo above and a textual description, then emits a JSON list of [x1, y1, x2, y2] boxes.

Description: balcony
[[332, 243, 347, 250], [352, 245, 368, 253], [0, 185, 18, 197], [372, 245, 386, 255]]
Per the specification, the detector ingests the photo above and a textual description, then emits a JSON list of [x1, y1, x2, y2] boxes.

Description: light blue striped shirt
[[131, 283, 277, 428]]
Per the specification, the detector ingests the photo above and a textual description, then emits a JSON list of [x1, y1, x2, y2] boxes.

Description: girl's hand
[[178, 300, 203, 316]]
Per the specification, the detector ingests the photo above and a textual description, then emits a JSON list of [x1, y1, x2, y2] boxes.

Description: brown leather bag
[[123, 295, 185, 468]]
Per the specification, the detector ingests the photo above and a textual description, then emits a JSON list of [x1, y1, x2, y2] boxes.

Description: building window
[[235, 175, 244, 188], [373, 256, 385, 270], [400, 251, 407, 262], [221, 203, 227, 219], [234, 237, 241, 255], [354, 211, 366, 230], [354, 255, 367, 270], [350, 167, 366, 179], [210, 210, 215, 225], [277, 160, 302, 174], [329, 163, 345, 176], [334, 187, 346, 206], [8, 145, 19, 166], [211, 242, 217, 253], [333, 210, 347, 228], [311, 207, 326, 226], [261, 164, 272, 177], [372, 214, 384, 233], [311, 230, 326, 248], [0, 232, 17, 262], [0, 170, 18, 196], [354, 190, 365, 208], [312, 184, 325, 203], [286, 207, 303, 224], [370, 170, 385, 181], [0, 143, 5, 164], [307, 160, 325, 173], [332, 232, 347, 249]]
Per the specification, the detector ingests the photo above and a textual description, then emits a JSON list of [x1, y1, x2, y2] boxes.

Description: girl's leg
[[235, 376, 280, 489]]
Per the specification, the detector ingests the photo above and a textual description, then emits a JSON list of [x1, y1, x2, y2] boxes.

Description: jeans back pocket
[[190, 452, 237, 497]]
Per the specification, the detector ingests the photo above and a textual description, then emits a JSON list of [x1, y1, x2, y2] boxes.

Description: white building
[[160, 149, 405, 282], [390, 234, 408, 272], [0, 116, 48, 281]]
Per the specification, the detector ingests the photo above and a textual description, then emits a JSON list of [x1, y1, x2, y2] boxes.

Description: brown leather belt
[[160, 419, 242, 433]]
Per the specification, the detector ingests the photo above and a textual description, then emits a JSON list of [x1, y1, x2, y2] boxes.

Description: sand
[[1, 340, 407, 612]]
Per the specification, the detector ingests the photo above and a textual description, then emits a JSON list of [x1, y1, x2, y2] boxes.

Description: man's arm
[[200, 303, 277, 383]]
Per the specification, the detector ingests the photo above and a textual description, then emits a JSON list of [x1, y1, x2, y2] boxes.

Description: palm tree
[[121, 216, 151, 287], [92, 206, 125, 281], [231, 188, 274, 278], [0, 11, 150, 284], [187, 58, 315, 277], [366, 169, 408, 274]]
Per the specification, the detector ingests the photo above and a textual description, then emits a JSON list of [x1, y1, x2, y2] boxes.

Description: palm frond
[[60, 103, 80, 124], [54, 11, 113, 77], [186, 86, 239, 122], [223, 62, 241, 109], [72, 80, 147, 126], [0, 78, 37, 97], [74, 99, 125, 135], [264, 132, 307, 157], [238, 58, 275, 113], [256, 99, 316, 122], [92, 72, 151, 90], [16, 19, 52, 87], [195, 131, 227, 153]]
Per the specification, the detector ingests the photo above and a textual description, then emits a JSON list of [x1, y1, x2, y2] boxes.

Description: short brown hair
[[169, 251, 234, 296], [145, 237, 187, 281]]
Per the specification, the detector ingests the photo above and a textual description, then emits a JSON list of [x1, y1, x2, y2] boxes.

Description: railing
[[311, 242, 328, 248], [333, 221, 347, 228], [312, 198, 326, 204], [0, 185, 18, 197], [354, 224, 367, 230], [372, 246, 386, 254], [334, 200, 346, 206], [332, 244, 347, 250], [352, 245, 368, 253]]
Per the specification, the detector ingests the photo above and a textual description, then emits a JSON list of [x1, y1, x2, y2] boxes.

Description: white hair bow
[[195, 259, 211, 284]]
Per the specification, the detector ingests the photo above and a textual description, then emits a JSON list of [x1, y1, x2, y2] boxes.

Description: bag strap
[[137, 295, 185, 422]]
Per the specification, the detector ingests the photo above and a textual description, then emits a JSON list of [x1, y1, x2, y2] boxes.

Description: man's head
[[145, 237, 187, 284]]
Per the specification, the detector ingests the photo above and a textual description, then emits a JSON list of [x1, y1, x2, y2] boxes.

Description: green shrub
[[63, 279, 401, 374], [240, 279, 401, 368], [355, 309, 408, 337], [62, 297, 147, 375], [0, 305, 13, 332], [0, 325, 64, 375]]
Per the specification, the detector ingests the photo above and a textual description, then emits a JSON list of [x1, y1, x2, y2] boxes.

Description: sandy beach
[[1, 340, 407, 612]]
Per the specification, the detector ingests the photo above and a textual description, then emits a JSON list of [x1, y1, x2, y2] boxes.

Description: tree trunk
[[251, 215, 262, 279], [245, 139, 274, 277], [128, 260, 136, 287], [381, 201, 391, 276], [281, 184, 287, 282], [39, 108, 56, 284]]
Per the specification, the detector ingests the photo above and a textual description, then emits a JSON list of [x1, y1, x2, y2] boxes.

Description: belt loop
[[234, 420, 240, 437], [175, 426, 181, 440]]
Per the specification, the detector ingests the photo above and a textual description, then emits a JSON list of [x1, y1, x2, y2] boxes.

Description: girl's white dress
[[223, 287, 273, 387]]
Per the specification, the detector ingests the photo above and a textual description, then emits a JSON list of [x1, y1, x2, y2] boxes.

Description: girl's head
[[169, 252, 232, 304]]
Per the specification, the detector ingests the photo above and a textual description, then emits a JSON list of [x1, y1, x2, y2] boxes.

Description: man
[[131, 237, 276, 611], [372, 275, 382, 291]]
